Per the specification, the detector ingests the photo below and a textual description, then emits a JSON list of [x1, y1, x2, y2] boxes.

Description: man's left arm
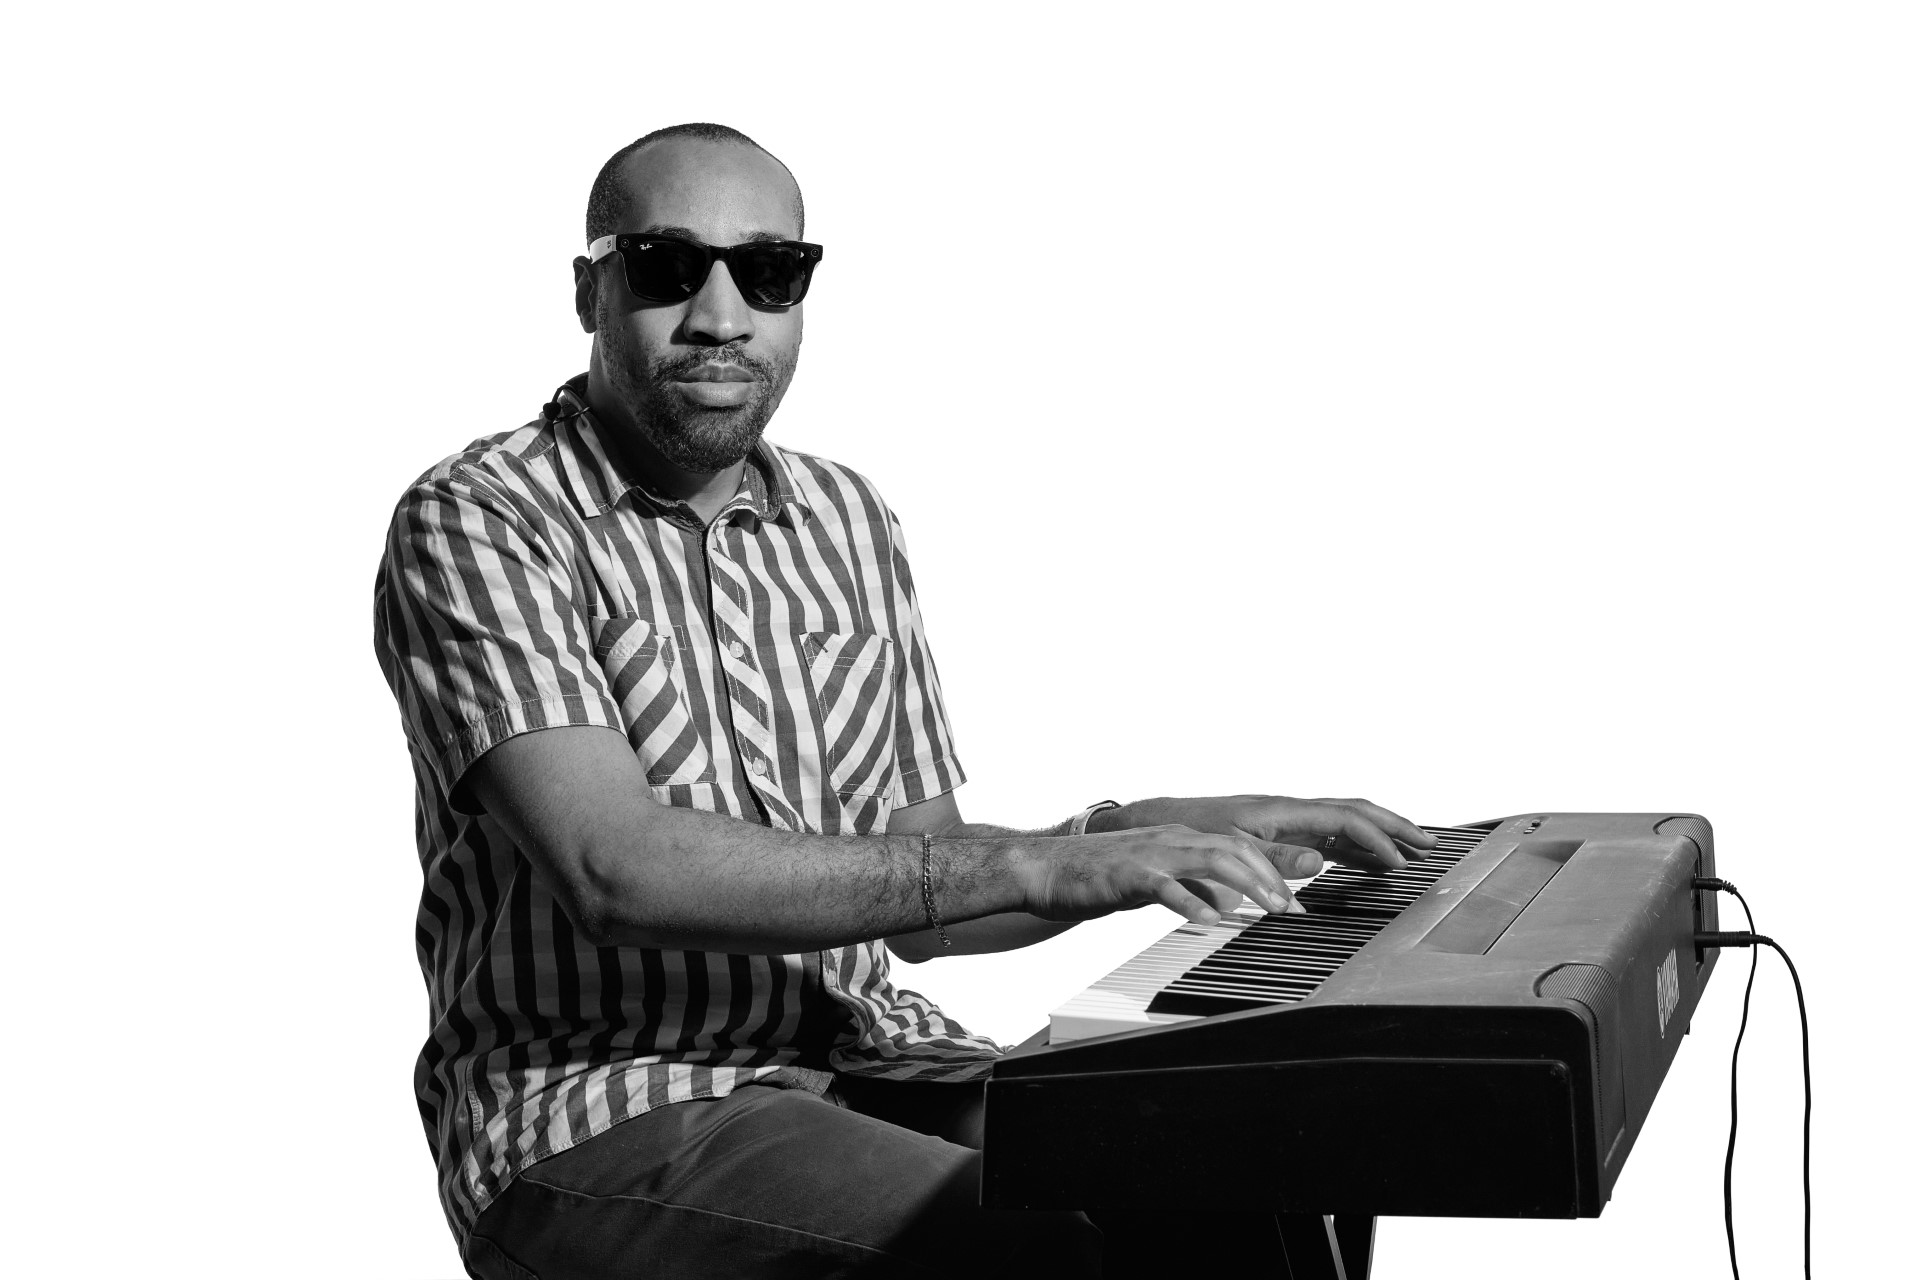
[[872, 497, 1434, 961], [884, 792, 1437, 962]]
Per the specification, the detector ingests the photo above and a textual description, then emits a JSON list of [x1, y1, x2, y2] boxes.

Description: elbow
[[553, 879, 621, 948], [570, 898, 623, 949], [554, 851, 641, 949], [886, 935, 932, 965], [562, 847, 691, 950], [567, 892, 673, 950]]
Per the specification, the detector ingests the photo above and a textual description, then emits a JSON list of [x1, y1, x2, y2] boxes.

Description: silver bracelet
[[920, 833, 951, 948], [1068, 800, 1121, 837]]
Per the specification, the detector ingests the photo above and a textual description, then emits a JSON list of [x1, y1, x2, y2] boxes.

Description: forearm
[[939, 817, 1074, 839], [467, 730, 1037, 955], [579, 804, 1032, 953]]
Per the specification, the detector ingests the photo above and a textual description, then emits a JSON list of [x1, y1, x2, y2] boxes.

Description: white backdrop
[[6, 3, 1914, 1276]]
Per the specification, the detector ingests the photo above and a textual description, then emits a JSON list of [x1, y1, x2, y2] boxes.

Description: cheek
[[764, 311, 803, 367], [601, 309, 679, 368]]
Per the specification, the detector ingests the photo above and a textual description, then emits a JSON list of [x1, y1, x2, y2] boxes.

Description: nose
[[681, 259, 754, 346]]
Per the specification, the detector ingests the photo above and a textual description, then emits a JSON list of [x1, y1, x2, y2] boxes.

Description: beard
[[601, 332, 796, 474]]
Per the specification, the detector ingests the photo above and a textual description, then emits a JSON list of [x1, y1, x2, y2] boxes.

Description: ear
[[572, 256, 597, 334]]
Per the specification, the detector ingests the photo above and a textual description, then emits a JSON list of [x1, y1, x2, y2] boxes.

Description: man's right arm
[[466, 725, 1299, 955]]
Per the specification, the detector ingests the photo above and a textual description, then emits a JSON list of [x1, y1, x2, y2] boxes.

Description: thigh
[[466, 1083, 1097, 1280]]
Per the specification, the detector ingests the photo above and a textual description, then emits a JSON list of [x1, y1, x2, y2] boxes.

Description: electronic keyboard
[[983, 812, 1720, 1229]]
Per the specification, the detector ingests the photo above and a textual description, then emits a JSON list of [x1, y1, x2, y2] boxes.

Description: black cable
[[1721, 886, 1758, 1280], [1695, 910, 1813, 1279], [1764, 936, 1812, 1280]]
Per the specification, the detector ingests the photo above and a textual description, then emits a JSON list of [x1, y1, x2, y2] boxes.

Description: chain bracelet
[[919, 833, 952, 948]]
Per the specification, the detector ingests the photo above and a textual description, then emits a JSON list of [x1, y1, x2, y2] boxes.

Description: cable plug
[[1694, 876, 1740, 893], [1697, 931, 1773, 949]]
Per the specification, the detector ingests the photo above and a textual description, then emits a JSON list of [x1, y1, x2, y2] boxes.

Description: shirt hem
[[896, 756, 966, 807]]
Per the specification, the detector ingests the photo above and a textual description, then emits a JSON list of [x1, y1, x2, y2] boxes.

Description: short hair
[[584, 123, 804, 245]]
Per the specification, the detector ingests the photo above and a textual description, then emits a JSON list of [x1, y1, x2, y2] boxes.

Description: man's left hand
[[1089, 795, 1437, 879]]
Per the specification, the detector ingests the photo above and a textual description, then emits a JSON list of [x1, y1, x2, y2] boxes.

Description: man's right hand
[[1009, 824, 1303, 926]]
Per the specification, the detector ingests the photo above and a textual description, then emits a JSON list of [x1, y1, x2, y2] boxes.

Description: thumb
[[1263, 842, 1325, 879]]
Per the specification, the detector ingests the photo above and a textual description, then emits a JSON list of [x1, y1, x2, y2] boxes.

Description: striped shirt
[[372, 376, 1000, 1245]]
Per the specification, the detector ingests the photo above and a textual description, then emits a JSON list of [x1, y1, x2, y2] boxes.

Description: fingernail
[[1286, 899, 1308, 915], [1298, 852, 1324, 876]]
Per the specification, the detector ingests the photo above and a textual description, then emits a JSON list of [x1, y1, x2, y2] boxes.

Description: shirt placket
[[706, 500, 802, 831]]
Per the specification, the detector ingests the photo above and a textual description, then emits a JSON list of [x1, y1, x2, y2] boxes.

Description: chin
[[654, 422, 765, 473]]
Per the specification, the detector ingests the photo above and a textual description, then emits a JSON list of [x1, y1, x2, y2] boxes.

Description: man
[[375, 122, 1434, 1278]]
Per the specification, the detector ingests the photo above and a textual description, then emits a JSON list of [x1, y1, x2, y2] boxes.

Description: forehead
[[615, 139, 801, 242]]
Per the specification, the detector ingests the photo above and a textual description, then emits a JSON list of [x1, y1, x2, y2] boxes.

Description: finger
[[1147, 828, 1297, 914], [1151, 875, 1223, 926], [1317, 797, 1437, 852], [1202, 840, 1305, 915], [1351, 801, 1437, 853], [1178, 877, 1245, 915], [1218, 836, 1302, 913], [1300, 804, 1406, 872], [1256, 841, 1326, 880]]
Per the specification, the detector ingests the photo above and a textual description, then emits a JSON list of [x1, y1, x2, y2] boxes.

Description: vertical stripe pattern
[[372, 378, 993, 1248]]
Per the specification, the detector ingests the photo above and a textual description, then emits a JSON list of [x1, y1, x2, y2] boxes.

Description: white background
[[5, 2, 1914, 1276]]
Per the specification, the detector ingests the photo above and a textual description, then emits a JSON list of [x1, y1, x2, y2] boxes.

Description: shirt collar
[[546, 374, 812, 526]]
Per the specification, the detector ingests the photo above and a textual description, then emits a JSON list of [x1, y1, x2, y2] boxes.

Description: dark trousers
[[463, 1076, 1101, 1279]]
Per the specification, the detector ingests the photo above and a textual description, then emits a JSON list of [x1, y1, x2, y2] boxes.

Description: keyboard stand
[[991, 1028, 1377, 1277], [1276, 1213, 1373, 1279]]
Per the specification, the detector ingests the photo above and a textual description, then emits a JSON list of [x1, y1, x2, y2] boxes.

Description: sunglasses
[[588, 234, 824, 308]]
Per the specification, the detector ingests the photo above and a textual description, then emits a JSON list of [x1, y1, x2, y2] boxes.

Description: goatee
[[607, 342, 795, 474]]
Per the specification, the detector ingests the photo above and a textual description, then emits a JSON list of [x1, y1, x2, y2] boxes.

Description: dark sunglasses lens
[[730, 244, 815, 307], [621, 240, 710, 302]]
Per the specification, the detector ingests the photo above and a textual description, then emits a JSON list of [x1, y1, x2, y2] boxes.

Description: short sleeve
[[882, 508, 966, 806], [373, 469, 620, 812]]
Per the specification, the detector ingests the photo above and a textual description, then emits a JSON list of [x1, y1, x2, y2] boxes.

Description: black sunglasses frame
[[588, 234, 824, 308]]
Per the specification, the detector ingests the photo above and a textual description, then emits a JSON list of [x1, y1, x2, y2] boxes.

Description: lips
[[668, 362, 761, 409], [674, 363, 758, 384]]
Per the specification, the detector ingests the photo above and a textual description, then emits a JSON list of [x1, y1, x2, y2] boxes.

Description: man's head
[[575, 124, 807, 476]]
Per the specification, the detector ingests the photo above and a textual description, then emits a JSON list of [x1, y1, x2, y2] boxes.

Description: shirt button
[[728, 640, 746, 660], [748, 757, 768, 777]]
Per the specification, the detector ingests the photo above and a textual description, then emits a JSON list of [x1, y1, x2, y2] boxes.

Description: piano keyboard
[[1047, 823, 1493, 1042]]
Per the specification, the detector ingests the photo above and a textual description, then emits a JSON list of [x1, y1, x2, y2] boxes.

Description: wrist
[[917, 834, 952, 948], [1083, 799, 1134, 835], [990, 835, 1058, 917], [928, 835, 1035, 922], [1068, 799, 1121, 837]]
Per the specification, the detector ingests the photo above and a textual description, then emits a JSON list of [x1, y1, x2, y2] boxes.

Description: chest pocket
[[590, 614, 716, 786], [799, 631, 897, 799]]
